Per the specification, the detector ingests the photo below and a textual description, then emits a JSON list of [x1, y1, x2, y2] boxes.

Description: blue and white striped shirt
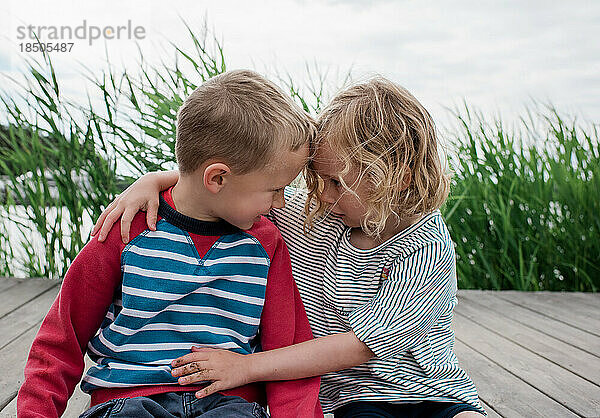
[[268, 187, 484, 413], [82, 213, 269, 391]]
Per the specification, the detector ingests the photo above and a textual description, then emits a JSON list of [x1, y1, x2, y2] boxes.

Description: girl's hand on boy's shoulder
[[171, 346, 253, 398], [91, 171, 174, 243]]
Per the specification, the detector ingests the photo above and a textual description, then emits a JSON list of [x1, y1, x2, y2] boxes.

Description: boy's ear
[[203, 163, 231, 194]]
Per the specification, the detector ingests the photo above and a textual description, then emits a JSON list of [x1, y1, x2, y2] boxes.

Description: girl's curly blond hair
[[304, 77, 450, 237]]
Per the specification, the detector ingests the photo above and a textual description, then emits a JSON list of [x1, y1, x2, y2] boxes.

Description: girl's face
[[311, 142, 370, 228]]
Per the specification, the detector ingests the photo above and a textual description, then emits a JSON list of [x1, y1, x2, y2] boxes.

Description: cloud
[[0, 50, 11, 71], [1, 0, 598, 124]]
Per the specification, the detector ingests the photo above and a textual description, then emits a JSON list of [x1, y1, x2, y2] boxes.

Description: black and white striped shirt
[[269, 188, 483, 413]]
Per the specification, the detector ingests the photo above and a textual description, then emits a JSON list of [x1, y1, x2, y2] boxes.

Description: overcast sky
[[1, 0, 599, 128]]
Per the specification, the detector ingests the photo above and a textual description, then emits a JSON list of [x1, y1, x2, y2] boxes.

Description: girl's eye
[[331, 179, 341, 187]]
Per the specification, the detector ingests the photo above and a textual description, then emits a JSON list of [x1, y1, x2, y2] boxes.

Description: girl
[[92, 77, 486, 418]]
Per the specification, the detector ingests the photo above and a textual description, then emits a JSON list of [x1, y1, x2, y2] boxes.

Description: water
[[0, 205, 93, 277]]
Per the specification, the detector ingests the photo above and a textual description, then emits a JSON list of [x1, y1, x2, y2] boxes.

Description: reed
[[443, 105, 599, 291], [0, 27, 597, 290]]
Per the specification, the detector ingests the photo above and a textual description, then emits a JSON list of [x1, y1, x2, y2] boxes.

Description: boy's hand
[[171, 347, 253, 398]]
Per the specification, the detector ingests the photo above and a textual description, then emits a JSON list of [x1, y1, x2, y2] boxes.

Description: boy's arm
[[17, 228, 124, 418], [259, 234, 323, 418]]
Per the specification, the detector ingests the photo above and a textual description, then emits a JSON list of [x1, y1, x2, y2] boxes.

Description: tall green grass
[[443, 106, 599, 291], [0, 26, 598, 290], [0, 52, 120, 277], [0, 25, 231, 277]]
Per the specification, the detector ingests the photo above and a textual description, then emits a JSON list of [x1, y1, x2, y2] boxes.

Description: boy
[[17, 70, 322, 418]]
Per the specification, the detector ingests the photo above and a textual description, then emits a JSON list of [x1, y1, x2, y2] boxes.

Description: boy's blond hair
[[305, 77, 450, 237], [176, 69, 315, 174]]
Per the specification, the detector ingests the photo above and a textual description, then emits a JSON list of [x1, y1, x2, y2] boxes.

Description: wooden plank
[[0, 278, 22, 293], [0, 286, 59, 349], [453, 312, 600, 417], [0, 279, 59, 319], [455, 296, 600, 386], [453, 339, 576, 417], [0, 396, 16, 417], [0, 333, 91, 417], [62, 386, 91, 417], [492, 291, 600, 336], [571, 292, 600, 307], [1, 378, 90, 418], [458, 291, 600, 356], [499, 291, 600, 321], [544, 291, 600, 309], [0, 326, 38, 409], [62, 355, 93, 417], [479, 399, 502, 418]]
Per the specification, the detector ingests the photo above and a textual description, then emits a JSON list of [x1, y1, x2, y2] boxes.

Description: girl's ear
[[203, 163, 231, 194]]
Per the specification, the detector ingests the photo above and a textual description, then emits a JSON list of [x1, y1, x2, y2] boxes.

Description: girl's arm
[[171, 331, 374, 398], [250, 331, 374, 380], [91, 170, 179, 243]]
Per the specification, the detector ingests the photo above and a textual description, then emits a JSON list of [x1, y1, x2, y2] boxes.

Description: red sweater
[[18, 190, 322, 417]]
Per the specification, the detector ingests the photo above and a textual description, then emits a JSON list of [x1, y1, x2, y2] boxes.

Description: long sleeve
[[259, 234, 323, 418], [17, 226, 125, 418]]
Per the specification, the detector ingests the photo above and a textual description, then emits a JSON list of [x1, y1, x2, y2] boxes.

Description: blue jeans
[[79, 392, 269, 417], [333, 401, 483, 418]]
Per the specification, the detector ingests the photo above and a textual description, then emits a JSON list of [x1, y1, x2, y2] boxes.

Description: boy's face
[[215, 144, 309, 230]]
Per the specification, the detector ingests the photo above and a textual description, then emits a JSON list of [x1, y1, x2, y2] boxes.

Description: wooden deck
[[0, 277, 598, 417]]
